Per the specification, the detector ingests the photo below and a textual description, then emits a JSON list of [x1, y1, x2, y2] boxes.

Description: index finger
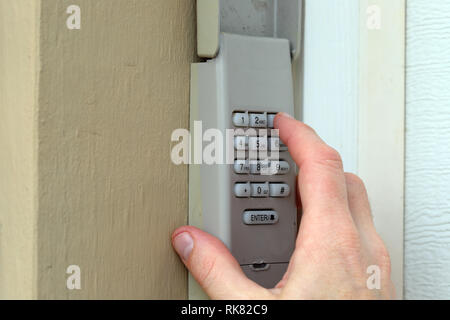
[[274, 113, 351, 224]]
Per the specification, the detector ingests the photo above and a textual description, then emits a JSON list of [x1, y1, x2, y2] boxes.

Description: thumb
[[171, 226, 270, 300]]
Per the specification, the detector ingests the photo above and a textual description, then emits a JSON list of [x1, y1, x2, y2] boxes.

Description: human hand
[[171, 112, 394, 300]]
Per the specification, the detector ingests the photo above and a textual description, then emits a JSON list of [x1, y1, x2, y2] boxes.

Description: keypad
[[232, 110, 293, 226]]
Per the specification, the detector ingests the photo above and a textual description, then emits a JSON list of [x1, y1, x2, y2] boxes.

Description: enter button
[[243, 211, 279, 225]]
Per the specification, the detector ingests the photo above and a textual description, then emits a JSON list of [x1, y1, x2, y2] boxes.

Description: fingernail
[[279, 112, 294, 119], [173, 232, 194, 261]]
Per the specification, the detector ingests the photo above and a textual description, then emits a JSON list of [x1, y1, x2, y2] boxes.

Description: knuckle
[[345, 173, 369, 202], [374, 242, 392, 274], [302, 123, 317, 135], [317, 146, 343, 169], [345, 173, 365, 189], [332, 226, 362, 256]]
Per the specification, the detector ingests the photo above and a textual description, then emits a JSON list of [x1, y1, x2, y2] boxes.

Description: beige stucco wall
[[0, 0, 40, 299], [0, 0, 196, 299]]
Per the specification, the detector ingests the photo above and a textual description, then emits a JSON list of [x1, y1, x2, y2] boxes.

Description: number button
[[234, 136, 248, 151], [251, 183, 269, 198], [271, 160, 290, 175], [234, 160, 250, 174], [269, 137, 288, 151], [249, 137, 268, 151], [250, 161, 270, 175], [249, 113, 267, 128], [232, 112, 249, 127], [268, 137, 280, 151], [269, 183, 290, 197]]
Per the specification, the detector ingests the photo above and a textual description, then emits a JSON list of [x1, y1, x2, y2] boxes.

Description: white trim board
[[302, 0, 359, 174], [301, 0, 405, 298], [358, 0, 405, 299]]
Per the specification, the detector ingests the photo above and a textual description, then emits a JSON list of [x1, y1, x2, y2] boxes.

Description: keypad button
[[269, 137, 288, 152], [232, 112, 249, 127], [243, 211, 279, 225], [234, 183, 251, 198], [234, 160, 250, 174], [271, 160, 290, 175], [249, 137, 268, 151], [249, 161, 270, 175], [251, 183, 269, 198], [269, 183, 290, 197], [234, 136, 248, 151], [249, 113, 267, 128], [268, 137, 280, 151], [268, 114, 276, 128]]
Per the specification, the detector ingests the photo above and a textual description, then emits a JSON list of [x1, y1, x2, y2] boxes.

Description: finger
[[171, 226, 271, 300], [344, 173, 392, 279], [344, 173, 376, 233], [274, 113, 351, 224]]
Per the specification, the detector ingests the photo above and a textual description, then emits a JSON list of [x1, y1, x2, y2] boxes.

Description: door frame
[[300, 0, 405, 298]]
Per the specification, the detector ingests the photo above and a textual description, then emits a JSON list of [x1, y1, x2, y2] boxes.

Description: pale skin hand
[[172, 113, 395, 300]]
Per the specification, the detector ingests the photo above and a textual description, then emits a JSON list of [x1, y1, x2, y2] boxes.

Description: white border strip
[[302, 0, 359, 173], [358, 0, 405, 299]]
